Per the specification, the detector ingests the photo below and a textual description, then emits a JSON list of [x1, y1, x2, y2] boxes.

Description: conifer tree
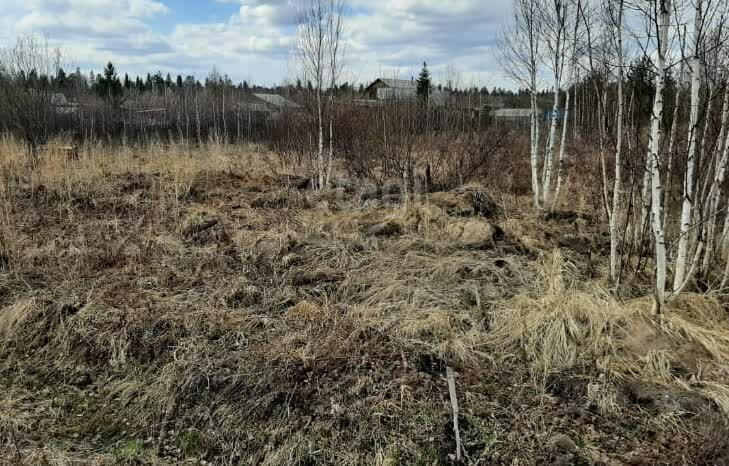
[[416, 61, 431, 102], [96, 62, 122, 101]]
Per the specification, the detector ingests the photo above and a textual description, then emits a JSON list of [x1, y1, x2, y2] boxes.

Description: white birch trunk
[[649, 0, 671, 314], [673, 0, 703, 291], [697, 85, 716, 213], [599, 89, 610, 222], [610, 0, 625, 284], [543, 87, 560, 207], [530, 90, 542, 210], [553, 89, 570, 210], [326, 118, 333, 188], [317, 87, 324, 190], [703, 91, 729, 275]]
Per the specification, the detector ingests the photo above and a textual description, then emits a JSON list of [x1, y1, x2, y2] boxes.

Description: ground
[[1, 142, 729, 465]]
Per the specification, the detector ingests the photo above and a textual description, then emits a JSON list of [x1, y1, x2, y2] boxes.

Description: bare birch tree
[[324, 0, 345, 188], [553, 0, 582, 211], [297, 0, 327, 190], [608, 0, 626, 284], [646, 0, 672, 314], [500, 0, 543, 210], [541, 0, 569, 208], [674, 0, 706, 291], [298, 0, 346, 190]]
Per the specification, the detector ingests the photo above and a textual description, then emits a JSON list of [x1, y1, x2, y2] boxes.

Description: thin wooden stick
[[446, 366, 462, 462]]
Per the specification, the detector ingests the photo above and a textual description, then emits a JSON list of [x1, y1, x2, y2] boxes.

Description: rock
[[363, 220, 402, 237], [451, 221, 504, 249], [551, 434, 577, 453]]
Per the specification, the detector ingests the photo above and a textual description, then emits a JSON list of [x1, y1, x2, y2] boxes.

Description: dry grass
[[1, 136, 729, 463], [489, 249, 729, 414]]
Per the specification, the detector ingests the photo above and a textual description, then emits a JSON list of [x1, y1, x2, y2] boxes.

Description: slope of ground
[[1, 141, 729, 465]]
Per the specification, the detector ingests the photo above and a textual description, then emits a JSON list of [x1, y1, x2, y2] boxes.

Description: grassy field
[[1, 139, 729, 464]]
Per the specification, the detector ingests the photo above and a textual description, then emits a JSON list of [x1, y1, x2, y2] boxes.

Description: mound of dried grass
[[489, 249, 729, 411], [489, 250, 628, 377]]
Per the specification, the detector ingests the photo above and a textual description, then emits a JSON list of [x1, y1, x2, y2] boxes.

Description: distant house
[[544, 108, 565, 121], [491, 108, 540, 127], [365, 78, 417, 100], [253, 93, 301, 109], [236, 93, 302, 115], [51, 93, 79, 115]]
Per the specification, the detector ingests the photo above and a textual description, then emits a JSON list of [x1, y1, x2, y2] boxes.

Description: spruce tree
[[54, 68, 67, 91], [416, 62, 431, 103], [96, 62, 122, 101]]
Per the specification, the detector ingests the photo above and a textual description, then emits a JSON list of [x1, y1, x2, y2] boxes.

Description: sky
[[0, 0, 514, 89]]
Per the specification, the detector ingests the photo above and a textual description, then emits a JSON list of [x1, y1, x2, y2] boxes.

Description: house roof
[[366, 78, 416, 91], [491, 108, 537, 118], [236, 102, 271, 113], [253, 93, 301, 108]]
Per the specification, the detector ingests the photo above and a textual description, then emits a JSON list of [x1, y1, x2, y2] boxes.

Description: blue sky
[[1, 0, 512, 88]]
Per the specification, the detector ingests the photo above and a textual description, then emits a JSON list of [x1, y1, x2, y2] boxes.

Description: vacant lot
[[1, 140, 729, 465]]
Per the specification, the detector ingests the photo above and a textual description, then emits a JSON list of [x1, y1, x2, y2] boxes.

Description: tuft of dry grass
[[489, 249, 729, 413], [489, 250, 628, 376]]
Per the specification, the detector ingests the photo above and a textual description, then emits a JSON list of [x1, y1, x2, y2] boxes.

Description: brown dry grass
[[489, 249, 729, 415], [1, 137, 728, 464]]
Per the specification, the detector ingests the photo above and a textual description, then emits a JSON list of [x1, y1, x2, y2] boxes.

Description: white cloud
[[1, 0, 514, 88]]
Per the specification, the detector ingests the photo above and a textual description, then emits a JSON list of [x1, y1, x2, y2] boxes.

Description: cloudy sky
[[1, 0, 513, 88]]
